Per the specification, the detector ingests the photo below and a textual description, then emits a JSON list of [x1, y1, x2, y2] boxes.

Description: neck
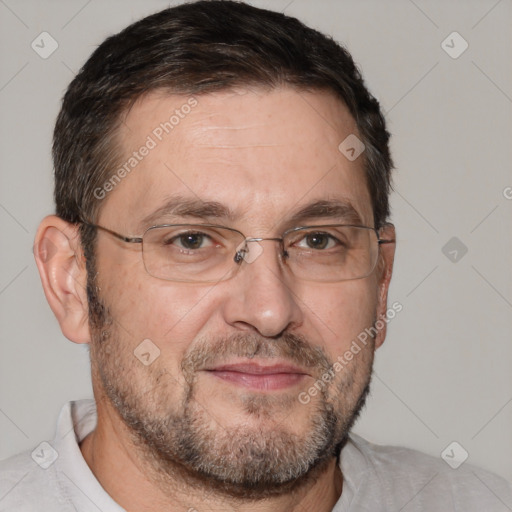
[[80, 397, 343, 512]]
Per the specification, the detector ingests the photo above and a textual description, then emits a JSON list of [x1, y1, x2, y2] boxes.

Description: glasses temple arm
[[81, 222, 143, 244]]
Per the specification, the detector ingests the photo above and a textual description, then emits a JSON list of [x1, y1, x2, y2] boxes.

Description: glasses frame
[[81, 222, 395, 283]]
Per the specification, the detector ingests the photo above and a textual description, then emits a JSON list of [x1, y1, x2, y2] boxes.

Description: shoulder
[[0, 399, 102, 511], [343, 434, 512, 511], [0, 447, 72, 511]]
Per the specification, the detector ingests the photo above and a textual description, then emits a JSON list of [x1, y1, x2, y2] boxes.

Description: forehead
[[100, 87, 373, 231]]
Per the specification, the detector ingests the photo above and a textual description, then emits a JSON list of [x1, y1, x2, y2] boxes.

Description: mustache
[[181, 332, 333, 379]]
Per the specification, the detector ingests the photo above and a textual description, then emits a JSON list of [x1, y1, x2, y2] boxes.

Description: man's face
[[88, 87, 393, 495]]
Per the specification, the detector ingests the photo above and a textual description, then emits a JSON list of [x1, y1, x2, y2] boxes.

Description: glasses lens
[[284, 225, 379, 281], [142, 225, 244, 282], [140, 224, 378, 283]]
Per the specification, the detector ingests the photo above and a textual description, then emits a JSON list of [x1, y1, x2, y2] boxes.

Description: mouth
[[203, 361, 311, 391]]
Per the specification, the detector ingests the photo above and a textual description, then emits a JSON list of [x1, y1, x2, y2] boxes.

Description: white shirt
[[1, 399, 510, 511]]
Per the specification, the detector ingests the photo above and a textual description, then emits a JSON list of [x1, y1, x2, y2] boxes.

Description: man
[[1, 1, 510, 511]]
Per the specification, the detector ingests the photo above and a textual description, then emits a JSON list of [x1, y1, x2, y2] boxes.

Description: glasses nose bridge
[[235, 236, 287, 264], [244, 236, 283, 244], [244, 236, 286, 252]]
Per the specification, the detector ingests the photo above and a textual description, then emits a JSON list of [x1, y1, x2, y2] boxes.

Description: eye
[[167, 232, 213, 250], [296, 232, 337, 250]]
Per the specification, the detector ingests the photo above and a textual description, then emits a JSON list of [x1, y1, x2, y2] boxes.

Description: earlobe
[[34, 215, 91, 344], [374, 224, 396, 349]]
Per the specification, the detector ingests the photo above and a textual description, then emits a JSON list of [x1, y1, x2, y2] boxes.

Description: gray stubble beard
[[86, 267, 374, 500]]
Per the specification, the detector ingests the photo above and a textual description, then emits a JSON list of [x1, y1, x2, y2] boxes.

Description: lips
[[204, 361, 310, 391]]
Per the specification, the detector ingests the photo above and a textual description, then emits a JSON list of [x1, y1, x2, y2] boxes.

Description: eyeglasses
[[82, 222, 394, 283]]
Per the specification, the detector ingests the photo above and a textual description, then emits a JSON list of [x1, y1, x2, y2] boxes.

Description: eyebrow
[[287, 199, 364, 226], [138, 196, 236, 231], [138, 196, 364, 232]]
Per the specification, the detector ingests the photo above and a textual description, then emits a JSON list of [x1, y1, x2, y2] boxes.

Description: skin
[[34, 87, 395, 512]]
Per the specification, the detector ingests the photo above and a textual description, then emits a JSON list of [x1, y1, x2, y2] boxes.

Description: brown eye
[[297, 232, 336, 250], [164, 232, 212, 250], [178, 233, 205, 249]]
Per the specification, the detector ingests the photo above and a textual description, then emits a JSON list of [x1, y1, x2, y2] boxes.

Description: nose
[[220, 239, 303, 338]]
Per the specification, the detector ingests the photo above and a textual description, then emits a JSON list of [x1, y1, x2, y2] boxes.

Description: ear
[[33, 215, 91, 344], [374, 223, 396, 349]]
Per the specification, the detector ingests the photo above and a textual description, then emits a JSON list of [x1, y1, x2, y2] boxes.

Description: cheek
[[96, 260, 218, 360], [298, 280, 379, 358]]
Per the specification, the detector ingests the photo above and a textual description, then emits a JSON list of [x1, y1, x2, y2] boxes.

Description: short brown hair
[[53, 0, 393, 236]]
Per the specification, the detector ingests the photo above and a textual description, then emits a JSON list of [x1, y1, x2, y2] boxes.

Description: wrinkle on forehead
[[195, 144, 283, 149], [103, 87, 373, 231]]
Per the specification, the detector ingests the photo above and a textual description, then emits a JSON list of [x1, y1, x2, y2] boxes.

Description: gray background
[[1, 0, 511, 482]]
